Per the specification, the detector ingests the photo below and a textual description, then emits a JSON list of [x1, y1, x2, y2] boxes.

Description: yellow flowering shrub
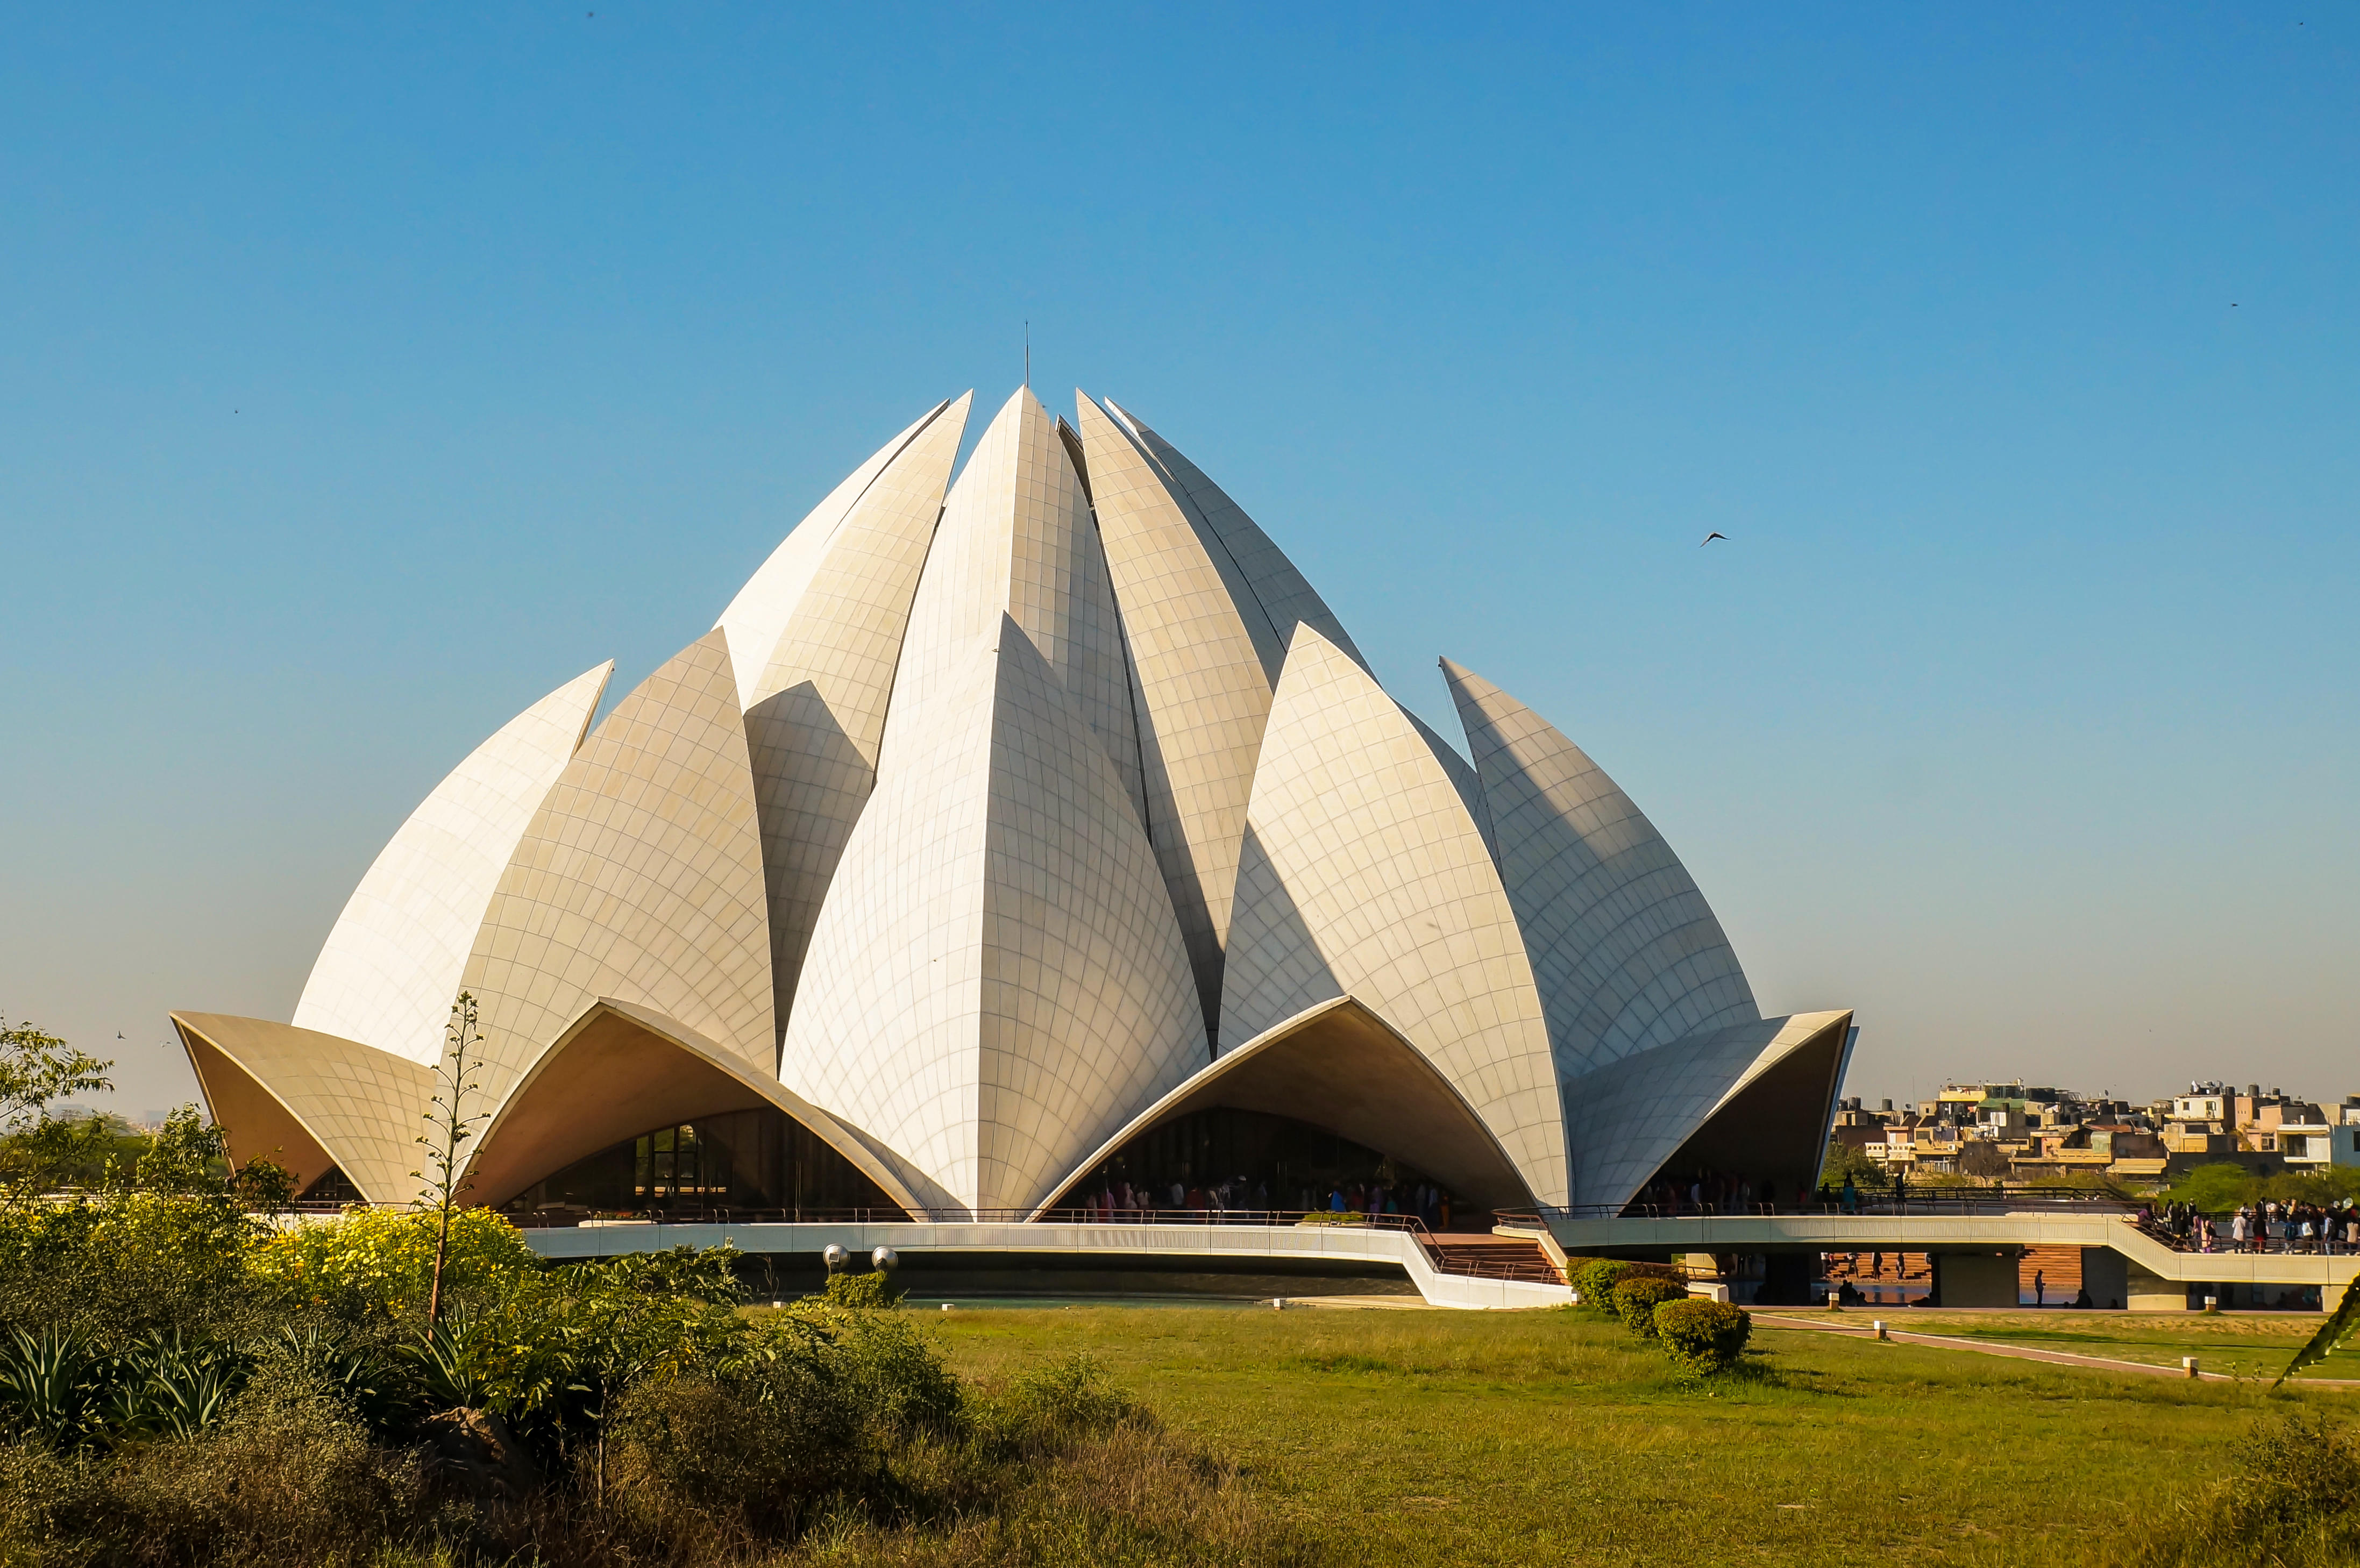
[[251, 1206, 537, 1317]]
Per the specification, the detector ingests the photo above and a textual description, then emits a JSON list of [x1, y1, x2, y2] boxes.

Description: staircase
[[1424, 1233, 1565, 1285]]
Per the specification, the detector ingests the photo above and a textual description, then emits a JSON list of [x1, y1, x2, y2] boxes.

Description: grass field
[[913, 1303, 2351, 1567]]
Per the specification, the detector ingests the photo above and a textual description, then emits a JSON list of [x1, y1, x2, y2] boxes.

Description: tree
[[134, 1105, 231, 1194], [414, 991, 491, 1331], [232, 1155, 298, 1215], [1821, 1139, 1887, 1191], [0, 1018, 112, 1131]]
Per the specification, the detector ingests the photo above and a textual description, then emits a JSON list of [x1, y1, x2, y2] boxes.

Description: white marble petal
[[1221, 624, 1568, 1206], [1561, 1010, 1852, 1209], [294, 661, 612, 1065], [1441, 659, 1757, 1080], [1103, 399, 1369, 678], [1076, 393, 1278, 1045], [461, 630, 775, 1111], [743, 393, 971, 1039], [714, 398, 957, 711], [781, 615, 1203, 1215], [884, 387, 1146, 826]]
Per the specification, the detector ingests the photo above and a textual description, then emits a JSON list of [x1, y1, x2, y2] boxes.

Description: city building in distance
[[1830, 1079, 2360, 1184], [170, 388, 1854, 1227]]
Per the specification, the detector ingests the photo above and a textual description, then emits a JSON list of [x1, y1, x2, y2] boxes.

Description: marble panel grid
[[173, 1011, 436, 1204], [1560, 1011, 1850, 1208], [713, 398, 955, 710], [1103, 398, 1370, 679], [885, 387, 1145, 826]]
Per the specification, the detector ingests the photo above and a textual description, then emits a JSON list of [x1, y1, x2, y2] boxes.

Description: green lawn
[[918, 1304, 2348, 1567]]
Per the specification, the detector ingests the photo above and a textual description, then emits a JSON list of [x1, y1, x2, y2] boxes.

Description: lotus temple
[[173, 386, 1856, 1298]]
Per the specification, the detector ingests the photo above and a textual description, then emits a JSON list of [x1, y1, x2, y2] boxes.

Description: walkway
[[1543, 1210, 2360, 1296], [1753, 1312, 2360, 1388]]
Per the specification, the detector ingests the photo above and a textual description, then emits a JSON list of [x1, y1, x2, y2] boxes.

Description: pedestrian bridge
[[1531, 1208, 2360, 1310], [511, 1204, 2359, 1312], [522, 1215, 1576, 1309]]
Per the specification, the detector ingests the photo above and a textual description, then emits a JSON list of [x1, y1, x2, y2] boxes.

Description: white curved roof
[[1441, 659, 1757, 1078], [189, 388, 1850, 1224], [1561, 1010, 1852, 1209], [779, 614, 1203, 1214], [1221, 624, 1568, 1205], [461, 629, 775, 1106], [293, 660, 612, 1064]]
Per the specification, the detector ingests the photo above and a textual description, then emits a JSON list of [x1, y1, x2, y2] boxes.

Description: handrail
[[1505, 1190, 2148, 1224], [501, 1206, 1462, 1232]]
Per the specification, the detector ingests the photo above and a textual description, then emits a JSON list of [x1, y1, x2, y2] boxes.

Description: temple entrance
[[500, 1106, 899, 1220], [1058, 1105, 1481, 1230]]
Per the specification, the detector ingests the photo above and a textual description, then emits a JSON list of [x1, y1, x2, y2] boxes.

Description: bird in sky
[[1701, 532, 1728, 546]]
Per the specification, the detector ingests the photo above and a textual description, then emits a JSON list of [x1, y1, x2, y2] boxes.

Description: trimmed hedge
[[1652, 1299, 1752, 1373], [1611, 1276, 1689, 1338]]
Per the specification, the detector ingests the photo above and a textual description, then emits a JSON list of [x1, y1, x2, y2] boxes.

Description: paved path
[[1754, 1312, 2360, 1388]]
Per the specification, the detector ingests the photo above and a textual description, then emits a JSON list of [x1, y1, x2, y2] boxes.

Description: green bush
[[991, 1353, 1136, 1454], [249, 1206, 536, 1323], [105, 1364, 429, 1566], [822, 1268, 905, 1309], [1611, 1276, 1689, 1338], [1652, 1299, 1752, 1373], [824, 1304, 963, 1439], [1570, 1258, 1631, 1313], [2115, 1410, 2360, 1566], [606, 1357, 861, 1546], [0, 1192, 260, 1343]]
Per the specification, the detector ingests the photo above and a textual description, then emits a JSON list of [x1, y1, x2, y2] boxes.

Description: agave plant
[[270, 1323, 410, 1435], [403, 1309, 493, 1410], [105, 1328, 251, 1440], [0, 1325, 106, 1445]]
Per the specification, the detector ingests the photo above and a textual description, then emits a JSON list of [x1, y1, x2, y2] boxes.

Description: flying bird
[[1701, 532, 1728, 546]]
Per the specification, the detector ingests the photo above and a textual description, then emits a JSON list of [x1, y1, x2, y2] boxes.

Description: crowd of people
[[1626, 1170, 1795, 1216], [2143, 1198, 2360, 1254], [1060, 1174, 1460, 1229]]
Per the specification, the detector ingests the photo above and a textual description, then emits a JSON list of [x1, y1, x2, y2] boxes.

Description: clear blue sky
[[3, 5, 2352, 1115]]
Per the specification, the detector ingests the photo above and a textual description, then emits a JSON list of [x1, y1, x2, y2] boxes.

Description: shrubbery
[[2116, 1410, 2360, 1567], [0, 1188, 1313, 1566], [1568, 1257, 1630, 1312], [1610, 1275, 1689, 1339], [1651, 1299, 1752, 1373]]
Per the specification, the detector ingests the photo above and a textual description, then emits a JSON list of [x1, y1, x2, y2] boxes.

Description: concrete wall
[[1932, 1251, 2018, 1308], [2080, 1248, 2129, 1311]]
